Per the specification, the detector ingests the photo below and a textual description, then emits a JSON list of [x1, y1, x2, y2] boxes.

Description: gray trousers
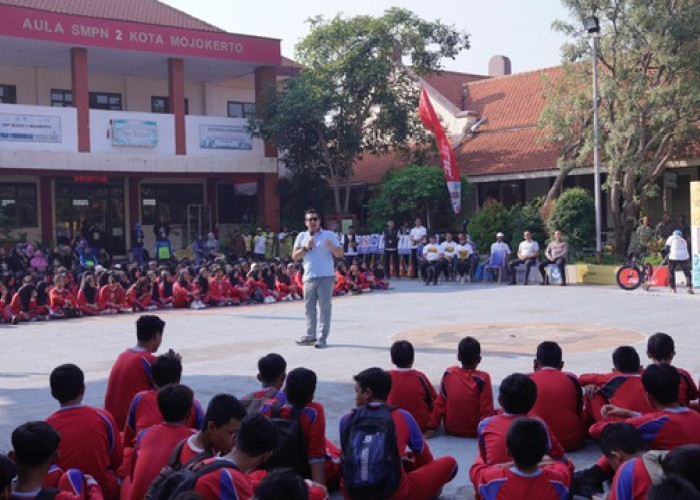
[[304, 277, 334, 341]]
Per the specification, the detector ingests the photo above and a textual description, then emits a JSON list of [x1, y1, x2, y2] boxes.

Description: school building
[[0, 0, 288, 256]]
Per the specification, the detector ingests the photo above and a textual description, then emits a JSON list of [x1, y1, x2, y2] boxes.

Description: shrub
[[547, 188, 595, 251], [510, 198, 546, 250], [467, 200, 513, 253]]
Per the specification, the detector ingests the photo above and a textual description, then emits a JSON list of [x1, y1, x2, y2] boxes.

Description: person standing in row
[[409, 218, 427, 278], [294, 209, 344, 349], [382, 220, 400, 278], [665, 229, 693, 294]]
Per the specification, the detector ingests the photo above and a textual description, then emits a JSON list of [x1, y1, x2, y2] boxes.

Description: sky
[[161, 0, 577, 75]]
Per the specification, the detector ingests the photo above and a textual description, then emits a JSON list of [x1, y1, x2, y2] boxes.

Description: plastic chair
[[516, 260, 539, 284], [483, 250, 506, 283]]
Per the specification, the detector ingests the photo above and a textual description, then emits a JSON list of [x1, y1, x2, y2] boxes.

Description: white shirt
[[440, 240, 458, 259], [666, 234, 689, 260], [253, 235, 266, 254], [455, 243, 472, 260], [422, 243, 442, 262], [409, 226, 427, 248], [491, 241, 511, 255], [517, 240, 539, 258]]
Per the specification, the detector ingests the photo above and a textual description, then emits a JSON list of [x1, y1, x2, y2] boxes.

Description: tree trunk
[[330, 177, 342, 215], [342, 182, 351, 214], [542, 167, 571, 213]]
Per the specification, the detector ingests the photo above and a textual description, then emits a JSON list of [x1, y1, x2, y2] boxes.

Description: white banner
[[199, 124, 252, 150], [111, 119, 158, 147], [0, 113, 61, 143]]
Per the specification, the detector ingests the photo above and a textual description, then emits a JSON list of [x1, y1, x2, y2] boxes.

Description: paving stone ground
[[1, 280, 697, 498]]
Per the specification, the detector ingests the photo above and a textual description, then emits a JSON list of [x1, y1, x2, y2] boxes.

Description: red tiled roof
[[422, 70, 490, 110], [0, 0, 224, 32]]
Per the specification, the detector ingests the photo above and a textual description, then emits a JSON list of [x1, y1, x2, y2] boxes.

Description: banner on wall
[[0, 113, 61, 143], [199, 124, 252, 150], [690, 181, 700, 288], [111, 119, 157, 147]]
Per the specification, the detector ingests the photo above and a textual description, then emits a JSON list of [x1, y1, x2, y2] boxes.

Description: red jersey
[[656, 366, 698, 406], [40, 466, 104, 500], [477, 414, 566, 465], [46, 405, 122, 500], [49, 287, 77, 310], [123, 389, 205, 446], [193, 458, 255, 500], [589, 406, 700, 448], [387, 369, 437, 431], [470, 463, 571, 500], [427, 366, 494, 437], [77, 290, 102, 310], [172, 282, 196, 308], [104, 347, 156, 430], [260, 401, 326, 462], [9, 294, 38, 316], [609, 457, 652, 500], [529, 368, 585, 451], [129, 423, 197, 500], [579, 372, 654, 416], [208, 278, 232, 300], [99, 285, 126, 309]]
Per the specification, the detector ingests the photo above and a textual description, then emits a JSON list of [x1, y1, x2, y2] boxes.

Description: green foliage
[[467, 200, 513, 253], [545, 0, 700, 255], [547, 188, 595, 251], [276, 172, 331, 230], [510, 198, 546, 250], [367, 165, 470, 232], [250, 8, 469, 214]]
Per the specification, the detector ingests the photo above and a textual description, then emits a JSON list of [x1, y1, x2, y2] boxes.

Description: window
[[0, 183, 38, 226], [140, 184, 204, 225], [51, 89, 73, 107], [151, 96, 189, 114], [0, 84, 17, 104], [216, 184, 258, 223], [89, 92, 122, 110], [227, 101, 255, 118]]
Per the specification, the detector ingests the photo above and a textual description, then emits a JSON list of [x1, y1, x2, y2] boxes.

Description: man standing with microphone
[[293, 209, 344, 348]]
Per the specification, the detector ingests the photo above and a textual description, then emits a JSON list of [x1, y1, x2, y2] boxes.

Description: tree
[[540, 0, 700, 255], [547, 187, 595, 251], [251, 8, 469, 215], [276, 172, 331, 230], [467, 200, 513, 254], [510, 199, 547, 250], [367, 165, 470, 232]]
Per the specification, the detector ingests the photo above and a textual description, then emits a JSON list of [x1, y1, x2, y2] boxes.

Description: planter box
[[578, 264, 620, 285]]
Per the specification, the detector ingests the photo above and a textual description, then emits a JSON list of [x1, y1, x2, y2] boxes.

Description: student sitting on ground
[[339, 367, 458, 500], [645, 332, 698, 406], [260, 368, 328, 486], [529, 341, 586, 451], [387, 340, 437, 432], [128, 384, 198, 500], [46, 364, 122, 500], [77, 274, 111, 316], [648, 476, 700, 500], [579, 346, 654, 423], [575, 364, 700, 497], [470, 417, 572, 500], [253, 467, 329, 500], [123, 351, 204, 447], [10, 421, 103, 499], [241, 353, 287, 414], [475, 373, 567, 467], [597, 423, 653, 500], [193, 414, 277, 500], [426, 336, 494, 437], [104, 315, 165, 430], [99, 273, 131, 313], [659, 445, 700, 494], [0, 453, 14, 498]]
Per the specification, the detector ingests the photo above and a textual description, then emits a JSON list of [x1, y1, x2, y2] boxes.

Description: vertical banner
[[418, 88, 461, 214], [690, 181, 700, 288]]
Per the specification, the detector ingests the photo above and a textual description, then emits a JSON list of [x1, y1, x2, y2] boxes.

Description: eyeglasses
[[305, 217, 319, 222]]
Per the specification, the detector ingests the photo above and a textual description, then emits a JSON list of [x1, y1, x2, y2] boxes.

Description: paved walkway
[[0, 280, 697, 498]]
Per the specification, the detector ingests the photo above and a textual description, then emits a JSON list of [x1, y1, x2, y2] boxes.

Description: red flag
[[419, 88, 461, 213]]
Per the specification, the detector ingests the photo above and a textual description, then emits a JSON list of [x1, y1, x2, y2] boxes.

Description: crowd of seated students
[[0, 241, 395, 325], [0, 314, 699, 499]]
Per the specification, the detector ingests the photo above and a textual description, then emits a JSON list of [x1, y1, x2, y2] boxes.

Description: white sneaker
[[264, 296, 276, 304], [293, 293, 302, 300], [147, 305, 158, 311], [190, 302, 199, 309]]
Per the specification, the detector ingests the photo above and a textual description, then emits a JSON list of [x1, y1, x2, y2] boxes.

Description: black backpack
[[263, 403, 310, 478], [144, 438, 216, 500], [341, 404, 402, 500]]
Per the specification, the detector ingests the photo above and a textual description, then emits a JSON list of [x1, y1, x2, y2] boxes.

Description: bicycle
[[615, 252, 666, 291]]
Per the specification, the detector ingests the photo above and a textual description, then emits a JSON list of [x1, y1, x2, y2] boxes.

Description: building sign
[[199, 124, 252, 151], [690, 181, 700, 289], [111, 119, 158, 147], [0, 113, 61, 143], [1, 4, 280, 64], [73, 175, 109, 183]]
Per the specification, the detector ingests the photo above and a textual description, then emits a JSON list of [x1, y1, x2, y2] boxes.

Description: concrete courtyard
[[1, 280, 698, 498]]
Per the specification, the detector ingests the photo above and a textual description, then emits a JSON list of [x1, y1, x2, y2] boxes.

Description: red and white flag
[[418, 88, 461, 214]]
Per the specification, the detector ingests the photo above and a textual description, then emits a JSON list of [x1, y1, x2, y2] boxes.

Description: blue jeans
[[304, 276, 334, 341]]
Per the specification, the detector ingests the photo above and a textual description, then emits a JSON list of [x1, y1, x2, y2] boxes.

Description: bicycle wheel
[[616, 265, 643, 290]]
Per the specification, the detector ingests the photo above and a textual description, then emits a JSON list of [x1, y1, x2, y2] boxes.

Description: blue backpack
[[341, 404, 402, 499]]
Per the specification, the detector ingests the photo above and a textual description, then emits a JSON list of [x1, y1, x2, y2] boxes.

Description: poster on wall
[[199, 124, 252, 150], [111, 119, 158, 147], [690, 181, 700, 288], [0, 113, 61, 142]]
